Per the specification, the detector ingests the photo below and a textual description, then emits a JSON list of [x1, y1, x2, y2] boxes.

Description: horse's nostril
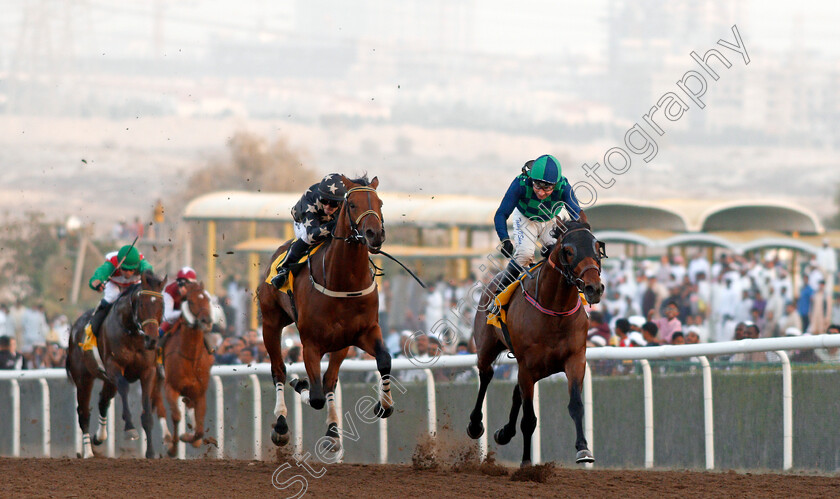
[[365, 229, 375, 239], [600, 283, 605, 294]]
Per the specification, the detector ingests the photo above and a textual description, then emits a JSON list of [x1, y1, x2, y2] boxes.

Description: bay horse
[[258, 175, 391, 453], [66, 270, 166, 458], [160, 280, 215, 456], [466, 217, 606, 467]]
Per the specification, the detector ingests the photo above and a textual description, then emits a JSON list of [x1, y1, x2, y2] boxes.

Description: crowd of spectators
[[0, 302, 70, 370]]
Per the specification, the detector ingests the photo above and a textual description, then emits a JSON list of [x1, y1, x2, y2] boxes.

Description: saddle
[[486, 261, 542, 331], [264, 240, 326, 294]]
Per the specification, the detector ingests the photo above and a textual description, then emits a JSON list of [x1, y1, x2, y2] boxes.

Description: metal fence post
[[212, 375, 224, 459], [583, 362, 593, 469], [39, 379, 50, 457], [249, 374, 262, 461], [699, 356, 714, 470], [10, 379, 20, 457], [775, 350, 792, 470], [640, 359, 653, 469]]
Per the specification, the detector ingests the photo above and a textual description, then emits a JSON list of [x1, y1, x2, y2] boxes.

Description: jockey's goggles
[[176, 278, 189, 286], [321, 198, 341, 208], [532, 180, 556, 192]]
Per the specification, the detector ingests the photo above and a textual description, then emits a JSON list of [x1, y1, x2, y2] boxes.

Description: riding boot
[[271, 238, 311, 289], [488, 260, 523, 316], [87, 299, 112, 340], [156, 328, 168, 379]]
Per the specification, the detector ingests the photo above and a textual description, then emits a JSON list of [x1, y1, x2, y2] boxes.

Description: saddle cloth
[[486, 261, 588, 330], [264, 239, 325, 294], [486, 262, 543, 330]]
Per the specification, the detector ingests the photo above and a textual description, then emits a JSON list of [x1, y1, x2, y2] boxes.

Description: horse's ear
[[161, 274, 168, 288], [578, 210, 588, 224], [340, 175, 354, 189], [370, 176, 379, 189]]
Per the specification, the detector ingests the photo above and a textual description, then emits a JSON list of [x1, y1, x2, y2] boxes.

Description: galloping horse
[[258, 175, 392, 452], [67, 270, 166, 458], [467, 217, 606, 467], [160, 280, 215, 456]]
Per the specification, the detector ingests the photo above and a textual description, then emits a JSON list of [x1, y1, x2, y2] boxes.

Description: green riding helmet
[[529, 154, 562, 185], [117, 245, 141, 271]]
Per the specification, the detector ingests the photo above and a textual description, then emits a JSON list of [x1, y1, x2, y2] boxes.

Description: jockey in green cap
[[489, 154, 583, 312], [83, 244, 154, 346]]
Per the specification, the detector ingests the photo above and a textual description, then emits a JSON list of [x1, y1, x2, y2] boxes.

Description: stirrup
[[271, 269, 289, 289]]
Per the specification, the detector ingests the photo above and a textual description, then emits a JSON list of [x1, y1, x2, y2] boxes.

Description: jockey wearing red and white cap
[[161, 266, 198, 335]]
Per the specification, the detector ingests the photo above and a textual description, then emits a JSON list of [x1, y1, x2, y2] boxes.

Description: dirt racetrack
[[3, 458, 840, 498]]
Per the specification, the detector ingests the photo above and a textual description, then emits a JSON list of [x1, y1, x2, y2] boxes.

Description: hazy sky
[[2, 0, 840, 64]]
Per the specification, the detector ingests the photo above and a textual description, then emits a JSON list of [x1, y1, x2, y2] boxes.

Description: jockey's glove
[[500, 239, 514, 258]]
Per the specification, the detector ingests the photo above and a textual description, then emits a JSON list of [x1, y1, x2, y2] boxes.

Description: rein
[[130, 289, 163, 334], [520, 225, 603, 317]]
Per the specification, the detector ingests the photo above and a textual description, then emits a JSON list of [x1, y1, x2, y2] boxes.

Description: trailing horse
[[467, 217, 606, 467], [258, 175, 392, 454], [66, 270, 166, 458], [159, 280, 215, 457]]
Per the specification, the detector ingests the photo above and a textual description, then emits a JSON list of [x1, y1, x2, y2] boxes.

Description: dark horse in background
[[258, 175, 393, 454], [160, 280, 215, 456], [67, 271, 166, 458], [467, 216, 606, 467]]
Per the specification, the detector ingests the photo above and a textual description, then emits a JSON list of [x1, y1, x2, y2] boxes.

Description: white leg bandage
[[159, 417, 171, 439], [326, 392, 338, 425], [380, 375, 393, 408], [96, 415, 108, 442], [82, 433, 93, 458], [300, 389, 311, 406], [274, 382, 287, 418]]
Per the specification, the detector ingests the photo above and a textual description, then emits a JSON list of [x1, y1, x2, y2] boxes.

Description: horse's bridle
[[333, 185, 384, 248], [129, 289, 163, 336], [546, 227, 607, 293]]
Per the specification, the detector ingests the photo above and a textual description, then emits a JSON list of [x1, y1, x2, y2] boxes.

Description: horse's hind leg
[[517, 372, 537, 468], [468, 331, 504, 440], [321, 348, 349, 454], [117, 375, 139, 440], [356, 327, 393, 418], [92, 380, 117, 447], [565, 352, 594, 463]]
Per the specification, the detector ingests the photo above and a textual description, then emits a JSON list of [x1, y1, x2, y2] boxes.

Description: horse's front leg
[[565, 352, 594, 464], [263, 312, 292, 446], [140, 368, 158, 459], [292, 343, 325, 410], [163, 383, 181, 457], [356, 328, 393, 418], [116, 375, 139, 441], [92, 380, 117, 447], [321, 348, 350, 454]]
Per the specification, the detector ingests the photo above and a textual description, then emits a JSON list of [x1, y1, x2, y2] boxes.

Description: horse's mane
[[561, 218, 591, 232], [347, 173, 370, 186], [119, 270, 164, 299]]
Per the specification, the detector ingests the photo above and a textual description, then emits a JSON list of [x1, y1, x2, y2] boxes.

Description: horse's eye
[[349, 202, 356, 209]]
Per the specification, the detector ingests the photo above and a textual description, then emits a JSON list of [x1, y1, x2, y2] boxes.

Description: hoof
[[326, 422, 339, 439], [520, 460, 532, 468], [494, 427, 513, 446], [466, 421, 484, 440], [125, 429, 140, 441], [271, 430, 290, 447], [372, 402, 393, 419], [290, 377, 309, 394], [324, 436, 341, 454], [164, 435, 177, 457], [575, 449, 594, 464], [91, 435, 104, 447]]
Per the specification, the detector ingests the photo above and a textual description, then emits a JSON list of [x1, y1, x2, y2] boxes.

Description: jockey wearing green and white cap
[[491, 154, 582, 297], [83, 244, 154, 342]]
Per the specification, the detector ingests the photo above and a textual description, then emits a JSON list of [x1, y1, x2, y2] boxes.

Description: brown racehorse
[[160, 280, 215, 456], [66, 271, 166, 458], [467, 216, 606, 467], [258, 175, 392, 453]]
